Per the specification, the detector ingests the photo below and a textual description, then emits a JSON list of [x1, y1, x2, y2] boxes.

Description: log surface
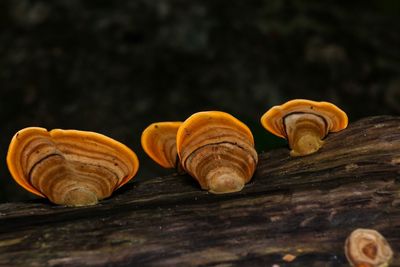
[[0, 116, 399, 267]]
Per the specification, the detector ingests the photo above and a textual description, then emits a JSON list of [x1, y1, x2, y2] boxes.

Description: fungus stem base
[[59, 188, 99, 207], [207, 171, 245, 194], [289, 132, 324, 157]]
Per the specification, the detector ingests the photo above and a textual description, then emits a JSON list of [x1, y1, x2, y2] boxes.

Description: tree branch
[[0, 116, 399, 266]]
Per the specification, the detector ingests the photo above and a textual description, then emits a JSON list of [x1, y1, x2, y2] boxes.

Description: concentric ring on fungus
[[261, 99, 348, 156], [176, 111, 258, 194], [7, 127, 139, 206], [141, 121, 182, 169]]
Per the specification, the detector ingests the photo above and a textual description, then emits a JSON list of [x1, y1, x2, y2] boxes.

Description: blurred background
[[1, 0, 399, 202]]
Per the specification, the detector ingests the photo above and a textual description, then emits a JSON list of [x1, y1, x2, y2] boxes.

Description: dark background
[[1, 0, 399, 202]]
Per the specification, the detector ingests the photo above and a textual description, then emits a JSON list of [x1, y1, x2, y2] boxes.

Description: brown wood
[[0, 116, 399, 267]]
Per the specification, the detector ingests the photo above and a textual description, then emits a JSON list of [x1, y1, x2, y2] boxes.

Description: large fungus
[[176, 111, 258, 194], [7, 127, 139, 206]]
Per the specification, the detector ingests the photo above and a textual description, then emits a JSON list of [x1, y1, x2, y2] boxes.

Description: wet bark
[[0, 116, 399, 267]]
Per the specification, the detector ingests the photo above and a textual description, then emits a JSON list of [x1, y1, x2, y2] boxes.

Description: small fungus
[[282, 253, 297, 262], [141, 121, 182, 169], [345, 228, 393, 267], [261, 99, 348, 156]]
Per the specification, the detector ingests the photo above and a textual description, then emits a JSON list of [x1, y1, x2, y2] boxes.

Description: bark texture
[[0, 116, 399, 267]]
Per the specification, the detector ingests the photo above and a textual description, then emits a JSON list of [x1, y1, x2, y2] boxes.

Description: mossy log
[[0, 116, 399, 267]]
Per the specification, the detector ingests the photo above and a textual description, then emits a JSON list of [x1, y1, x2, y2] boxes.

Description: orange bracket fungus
[[345, 228, 393, 267], [141, 121, 182, 169], [176, 111, 258, 194], [7, 127, 139, 206], [260, 99, 348, 156]]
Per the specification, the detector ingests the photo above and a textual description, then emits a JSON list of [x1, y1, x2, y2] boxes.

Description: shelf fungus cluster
[[7, 127, 139, 206], [142, 111, 258, 194], [345, 228, 393, 267], [7, 99, 348, 204], [261, 99, 348, 156]]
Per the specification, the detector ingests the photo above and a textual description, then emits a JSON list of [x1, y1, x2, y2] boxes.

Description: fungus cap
[[176, 111, 254, 162], [7, 127, 139, 205], [345, 228, 393, 267], [261, 99, 348, 139], [141, 121, 182, 168], [176, 111, 257, 194]]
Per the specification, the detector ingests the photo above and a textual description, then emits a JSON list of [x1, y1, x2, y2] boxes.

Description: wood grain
[[0, 116, 399, 267]]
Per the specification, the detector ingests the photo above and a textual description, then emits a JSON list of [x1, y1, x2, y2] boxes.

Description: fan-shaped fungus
[[141, 122, 182, 169], [176, 111, 258, 194], [7, 127, 139, 206], [260, 99, 348, 156]]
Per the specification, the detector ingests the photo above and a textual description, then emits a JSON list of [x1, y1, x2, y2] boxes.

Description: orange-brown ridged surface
[[7, 127, 139, 206], [261, 99, 348, 156], [176, 111, 257, 194], [141, 122, 182, 168], [261, 99, 348, 139]]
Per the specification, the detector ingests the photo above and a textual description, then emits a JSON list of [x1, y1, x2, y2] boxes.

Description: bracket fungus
[[7, 127, 139, 206], [141, 121, 183, 171], [345, 228, 393, 267], [176, 111, 258, 194], [260, 99, 348, 156]]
